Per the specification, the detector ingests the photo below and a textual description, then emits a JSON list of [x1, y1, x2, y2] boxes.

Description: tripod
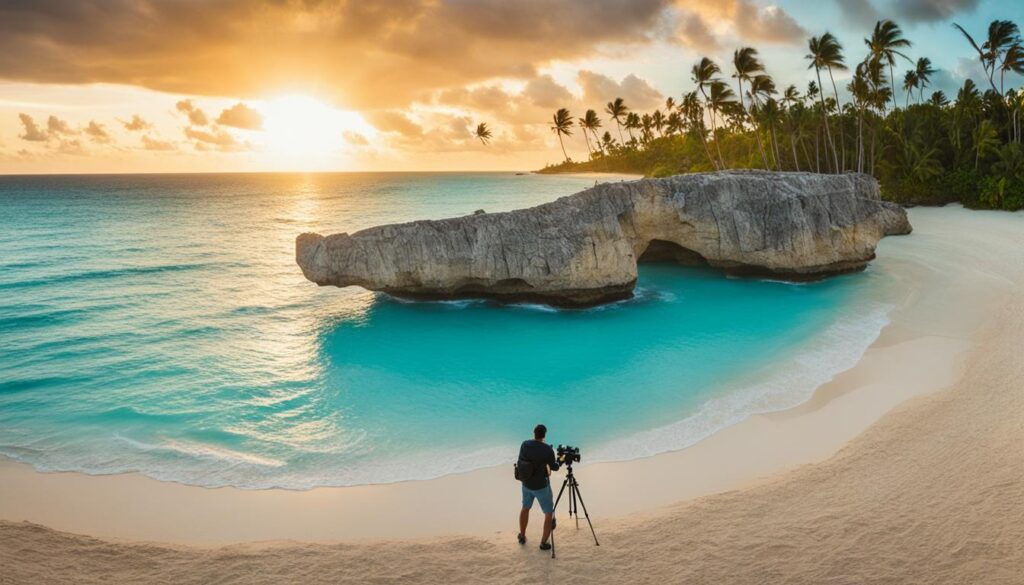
[[549, 462, 599, 559]]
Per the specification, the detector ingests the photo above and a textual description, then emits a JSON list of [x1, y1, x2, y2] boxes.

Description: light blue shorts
[[521, 483, 554, 514]]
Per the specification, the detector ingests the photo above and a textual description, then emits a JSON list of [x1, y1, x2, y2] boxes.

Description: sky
[[0, 0, 1021, 174]]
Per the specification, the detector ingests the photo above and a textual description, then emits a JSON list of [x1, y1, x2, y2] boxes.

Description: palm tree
[[600, 131, 617, 154], [624, 112, 641, 144], [972, 119, 1000, 169], [902, 70, 919, 109], [682, 90, 717, 169], [782, 84, 803, 171], [581, 109, 603, 153], [748, 73, 777, 169], [953, 20, 1021, 93], [865, 19, 913, 112], [651, 110, 666, 136], [929, 90, 950, 107], [892, 132, 943, 183], [1001, 43, 1024, 94], [665, 97, 676, 113], [807, 32, 847, 172], [848, 64, 871, 173], [665, 111, 684, 136], [474, 122, 492, 146], [708, 80, 736, 168], [863, 58, 890, 175], [692, 57, 727, 169], [550, 108, 573, 162], [914, 57, 936, 103], [992, 143, 1024, 181], [733, 47, 770, 168], [759, 97, 784, 170], [640, 113, 654, 144], [605, 98, 628, 144], [576, 117, 593, 157]]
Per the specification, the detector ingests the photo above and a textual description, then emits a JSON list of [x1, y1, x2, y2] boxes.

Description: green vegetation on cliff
[[537, 19, 1024, 211]]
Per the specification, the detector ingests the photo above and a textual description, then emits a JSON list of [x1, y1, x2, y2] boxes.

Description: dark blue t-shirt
[[518, 439, 559, 490]]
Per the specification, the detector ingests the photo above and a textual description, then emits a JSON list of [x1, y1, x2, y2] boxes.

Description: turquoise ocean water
[[0, 173, 893, 489]]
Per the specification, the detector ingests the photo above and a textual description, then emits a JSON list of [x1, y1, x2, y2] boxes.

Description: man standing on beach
[[517, 424, 560, 550]]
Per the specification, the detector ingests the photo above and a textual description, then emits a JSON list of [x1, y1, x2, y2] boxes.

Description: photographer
[[516, 424, 560, 550]]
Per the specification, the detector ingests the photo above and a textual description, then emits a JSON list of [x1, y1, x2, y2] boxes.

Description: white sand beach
[[2, 205, 1022, 583]]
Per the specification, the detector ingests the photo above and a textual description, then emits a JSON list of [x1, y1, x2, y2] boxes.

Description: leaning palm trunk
[[710, 109, 727, 169], [790, 132, 801, 171], [590, 129, 603, 155], [800, 138, 813, 173], [696, 129, 717, 170], [769, 125, 782, 170], [814, 66, 837, 173], [889, 64, 899, 113], [752, 118, 770, 169], [869, 117, 878, 176], [827, 67, 845, 173], [814, 127, 821, 173], [856, 107, 865, 174], [557, 133, 569, 163], [738, 80, 769, 170]]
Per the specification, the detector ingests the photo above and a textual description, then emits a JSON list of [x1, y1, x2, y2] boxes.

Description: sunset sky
[[0, 0, 1020, 174]]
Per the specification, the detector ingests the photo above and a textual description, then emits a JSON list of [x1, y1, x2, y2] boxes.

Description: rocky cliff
[[296, 171, 912, 307]]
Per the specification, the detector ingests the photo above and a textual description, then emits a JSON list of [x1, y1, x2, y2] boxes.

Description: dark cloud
[[17, 113, 48, 141], [893, 0, 981, 23], [0, 0, 674, 109], [677, 0, 807, 46], [835, 0, 879, 29], [141, 135, 175, 151], [676, 11, 721, 51], [216, 102, 263, 130], [733, 0, 808, 45], [175, 100, 208, 126], [122, 114, 152, 131]]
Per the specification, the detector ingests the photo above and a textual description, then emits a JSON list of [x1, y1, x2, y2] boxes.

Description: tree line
[[536, 19, 1024, 211]]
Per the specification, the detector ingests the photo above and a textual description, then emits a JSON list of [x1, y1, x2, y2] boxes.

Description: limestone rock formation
[[296, 171, 911, 307]]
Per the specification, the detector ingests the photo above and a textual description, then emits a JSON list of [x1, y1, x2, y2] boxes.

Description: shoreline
[[2, 205, 1019, 547]]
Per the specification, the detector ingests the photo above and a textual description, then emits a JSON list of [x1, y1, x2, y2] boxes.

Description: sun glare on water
[[259, 95, 374, 168]]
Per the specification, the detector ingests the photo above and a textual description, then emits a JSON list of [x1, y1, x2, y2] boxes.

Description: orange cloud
[[0, 0, 673, 108], [84, 120, 113, 144], [141, 135, 176, 151], [176, 100, 209, 126], [122, 114, 153, 132], [577, 71, 664, 110], [17, 114, 47, 142], [216, 103, 263, 130]]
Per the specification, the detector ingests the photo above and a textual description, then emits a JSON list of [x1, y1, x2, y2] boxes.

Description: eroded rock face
[[296, 171, 911, 307]]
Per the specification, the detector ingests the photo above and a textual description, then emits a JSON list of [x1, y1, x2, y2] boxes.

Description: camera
[[557, 444, 581, 464]]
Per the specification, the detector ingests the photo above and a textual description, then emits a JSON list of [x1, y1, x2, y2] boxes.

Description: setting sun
[[259, 95, 375, 162]]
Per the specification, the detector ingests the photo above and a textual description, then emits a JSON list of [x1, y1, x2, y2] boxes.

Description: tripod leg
[[550, 478, 569, 559], [571, 481, 600, 546], [571, 480, 579, 529]]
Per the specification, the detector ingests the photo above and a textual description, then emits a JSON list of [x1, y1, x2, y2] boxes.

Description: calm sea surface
[[0, 173, 893, 488]]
